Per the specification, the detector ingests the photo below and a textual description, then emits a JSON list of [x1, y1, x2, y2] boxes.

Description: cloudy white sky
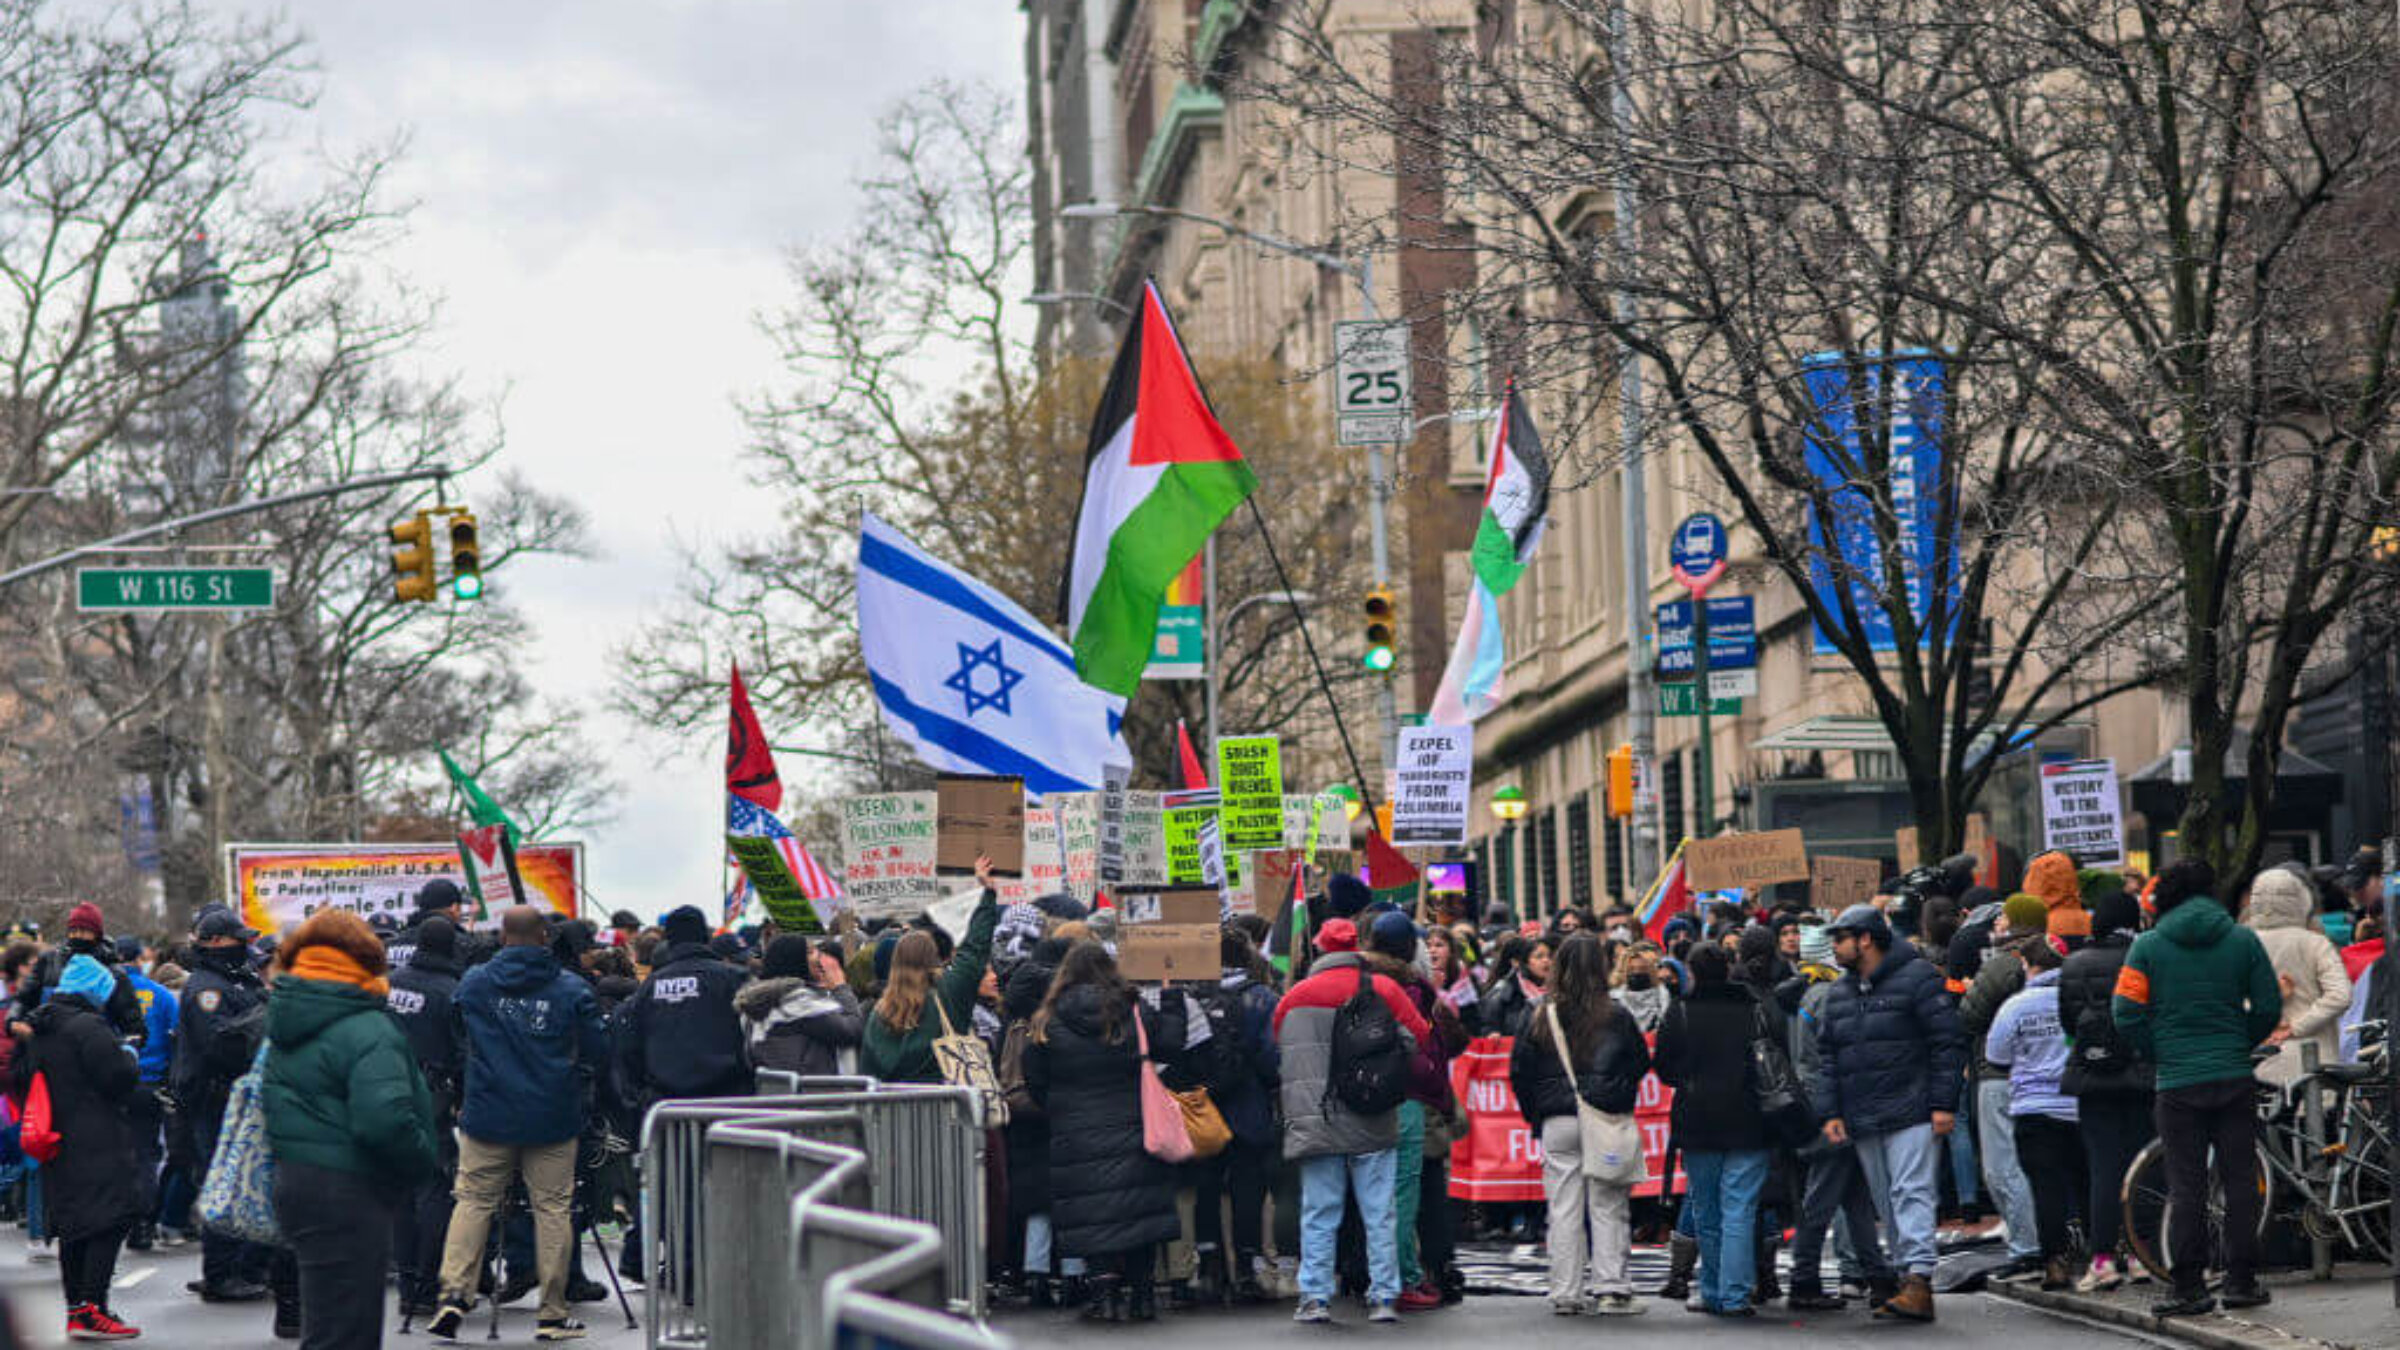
[[255, 0, 1025, 917]]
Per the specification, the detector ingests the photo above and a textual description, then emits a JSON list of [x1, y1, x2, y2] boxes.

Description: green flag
[[439, 749, 519, 843]]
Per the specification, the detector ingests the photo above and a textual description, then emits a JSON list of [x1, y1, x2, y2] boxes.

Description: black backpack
[[1326, 967, 1410, 1115], [1194, 985, 1255, 1096]]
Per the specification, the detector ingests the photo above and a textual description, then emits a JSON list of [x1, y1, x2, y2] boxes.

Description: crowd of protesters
[[0, 840, 2382, 1344]]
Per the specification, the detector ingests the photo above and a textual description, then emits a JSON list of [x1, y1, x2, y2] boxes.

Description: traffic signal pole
[[1610, 0, 1659, 883]]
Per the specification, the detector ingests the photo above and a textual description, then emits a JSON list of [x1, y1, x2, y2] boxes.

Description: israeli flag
[[858, 512, 1126, 797]]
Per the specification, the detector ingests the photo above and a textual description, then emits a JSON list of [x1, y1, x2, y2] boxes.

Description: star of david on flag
[[857, 512, 1125, 797]]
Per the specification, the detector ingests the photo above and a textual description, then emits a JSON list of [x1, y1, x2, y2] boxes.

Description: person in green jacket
[[863, 856, 1001, 1082], [2111, 857, 2280, 1320], [263, 910, 439, 1350]]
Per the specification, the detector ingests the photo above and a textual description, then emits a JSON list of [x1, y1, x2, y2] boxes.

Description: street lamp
[[1490, 784, 1530, 822], [1060, 199, 1400, 784], [1208, 588, 1314, 754]]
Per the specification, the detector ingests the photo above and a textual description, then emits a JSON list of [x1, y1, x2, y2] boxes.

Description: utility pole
[[1610, 0, 1658, 882]]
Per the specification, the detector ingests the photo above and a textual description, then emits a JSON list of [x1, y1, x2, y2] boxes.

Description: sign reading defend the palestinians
[[1215, 736, 1286, 853], [2040, 759, 2125, 867], [838, 791, 941, 918], [1392, 725, 1473, 846]]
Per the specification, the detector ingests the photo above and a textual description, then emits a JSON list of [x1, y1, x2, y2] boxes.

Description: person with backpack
[[2056, 889, 2152, 1290], [18, 954, 146, 1341], [1508, 931, 1650, 1316], [1984, 936, 2085, 1290], [1192, 929, 1282, 1304], [1364, 911, 1466, 1312], [1653, 944, 1773, 1318], [1271, 917, 1432, 1325], [173, 908, 272, 1305]]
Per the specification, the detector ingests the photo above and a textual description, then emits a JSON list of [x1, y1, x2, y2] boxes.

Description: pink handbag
[[1135, 1003, 1195, 1163]]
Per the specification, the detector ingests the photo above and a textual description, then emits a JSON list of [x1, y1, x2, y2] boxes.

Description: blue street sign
[[1800, 352, 1957, 653], [1656, 596, 1757, 676], [1669, 512, 1727, 579]]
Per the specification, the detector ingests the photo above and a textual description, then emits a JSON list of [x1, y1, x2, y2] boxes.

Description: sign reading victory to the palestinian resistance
[[226, 842, 582, 934], [838, 791, 942, 918], [2040, 759, 2126, 867], [1215, 735, 1286, 853], [1162, 788, 1220, 887]]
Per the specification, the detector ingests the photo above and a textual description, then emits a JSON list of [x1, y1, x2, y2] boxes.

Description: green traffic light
[[1363, 645, 1395, 672], [452, 572, 484, 601]]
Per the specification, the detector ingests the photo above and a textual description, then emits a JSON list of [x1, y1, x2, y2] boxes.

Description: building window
[[1495, 828, 1517, 918], [1535, 809, 1561, 917], [1662, 751, 1686, 849], [1567, 792, 1592, 911], [1603, 807, 1626, 905]]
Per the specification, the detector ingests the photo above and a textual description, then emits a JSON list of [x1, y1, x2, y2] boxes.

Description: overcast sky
[[254, 0, 1025, 918]]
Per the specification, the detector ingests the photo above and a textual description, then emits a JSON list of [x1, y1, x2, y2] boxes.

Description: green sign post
[[1660, 682, 1740, 717], [77, 567, 273, 612]]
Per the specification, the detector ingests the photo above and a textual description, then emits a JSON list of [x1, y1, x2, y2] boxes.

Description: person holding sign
[[864, 857, 1001, 1083]]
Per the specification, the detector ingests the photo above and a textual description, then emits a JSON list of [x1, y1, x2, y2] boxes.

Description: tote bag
[[1545, 1004, 1645, 1187], [1135, 1006, 1196, 1163], [18, 1072, 58, 1165], [931, 998, 1011, 1129], [195, 1046, 283, 1245]]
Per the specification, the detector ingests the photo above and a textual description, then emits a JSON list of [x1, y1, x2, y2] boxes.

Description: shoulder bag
[[931, 998, 1011, 1129], [1545, 1003, 1646, 1187], [1134, 1003, 1197, 1162], [195, 1045, 283, 1244]]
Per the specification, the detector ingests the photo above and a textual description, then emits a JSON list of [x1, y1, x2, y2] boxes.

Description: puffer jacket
[[23, 993, 143, 1241], [1654, 982, 1771, 1152], [2025, 851, 2092, 941], [1813, 939, 1966, 1136], [2056, 931, 2152, 1097], [261, 977, 438, 1187], [1270, 953, 1430, 1160], [1022, 983, 1180, 1258], [1509, 995, 1650, 1122], [1210, 970, 1283, 1146], [735, 978, 864, 1080], [452, 945, 608, 1146], [2243, 869, 2352, 1087], [2113, 895, 2281, 1092], [1480, 972, 1541, 1041]]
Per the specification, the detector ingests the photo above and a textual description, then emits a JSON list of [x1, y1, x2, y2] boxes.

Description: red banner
[[1446, 1033, 1686, 1202]]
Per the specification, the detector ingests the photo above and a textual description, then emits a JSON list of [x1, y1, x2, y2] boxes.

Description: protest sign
[[1117, 924, 1220, 982], [226, 842, 582, 934], [936, 774, 1025, 875], [1117, 790, 1169, 888], [1162, 788, 1219, 887], [1121, 889, 1222, 925], [1391, 725, 1473, 846], [725, 833, 824, 932], [1683, 829, 1812, 892], [994, 807, 1064, 905], [839, 791, 941, 918], [1215, 736, 1286, 853], [2040, 759, 2125, 866], [1248, 849, 1299, 918], [1895, 826, 1921, 872], [1099, 763, 1131, 885], [1809, 856, 1884, 912], [1054, 792, 1101, 902]]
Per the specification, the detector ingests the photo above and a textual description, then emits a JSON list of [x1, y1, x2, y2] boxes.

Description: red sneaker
[[68, 1305, 139, 1340], [1397, 1283, 1445, 1313]]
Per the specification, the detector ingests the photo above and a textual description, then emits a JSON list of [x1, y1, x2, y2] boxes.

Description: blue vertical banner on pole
[[1801, 351, 1955, 654]]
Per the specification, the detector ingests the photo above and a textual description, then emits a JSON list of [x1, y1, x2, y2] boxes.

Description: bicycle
[[2121, 1023, 2392, 1282]]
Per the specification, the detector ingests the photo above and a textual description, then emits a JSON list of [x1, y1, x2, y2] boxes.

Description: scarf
[[1611, 981, 1670, 1033], [289, 946, 390, 997]]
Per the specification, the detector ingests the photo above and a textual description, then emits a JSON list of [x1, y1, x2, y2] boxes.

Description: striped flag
[[1430, 381, 1552, 724], [727, 794, 845, 927], [1638, 840, 1693, 943]]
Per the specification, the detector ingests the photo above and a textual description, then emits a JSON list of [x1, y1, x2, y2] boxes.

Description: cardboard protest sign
[[2040, 759, 2125, 866], [1392, 725, 1473, 846], [1121, 889, 1222, 925], [1683, 829, 1812, 892], [1809, 856, 1884, 912], [1162, 788, 1219, 887], [226, 842, 581, 934], [1116, 924, 1220, 981], [1215, 736, 1286, 853], [1117, 790, 1169, 888], [725, 832, 824, 932], [1894, 826, 1921, 872], [838, 791, 941, 918], [1053, 792, 1101, 902], [1248, 849, 1299, 919], [936, 774, 1025, 875]]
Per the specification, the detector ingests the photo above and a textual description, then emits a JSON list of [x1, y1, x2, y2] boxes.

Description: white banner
[[1392, 724, 1474, 847], [2039, 758, 2125, 867]]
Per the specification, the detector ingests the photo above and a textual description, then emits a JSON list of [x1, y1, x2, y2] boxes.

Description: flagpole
[[1238, 493, 1378, 817]]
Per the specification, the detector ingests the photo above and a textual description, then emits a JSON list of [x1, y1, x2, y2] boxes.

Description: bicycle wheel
[[2331, 1103, 2394, 1264], [2126, 1139, 2274, 1283]]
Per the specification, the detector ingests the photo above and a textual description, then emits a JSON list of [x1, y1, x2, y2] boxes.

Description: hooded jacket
[[2024, 852, 2091, 941], [2113, 895, 2281, 1092], [2242, 869, 2352, 1087], [1509, 995, 1651, 1123], [1813, 939, 1966, 1135], [24, 987, 143, 1240], [620, 940, 753, 1101], [734, 978, 863, 1080], [262, 976, 438, 1186], [451, 945, 607, 1145], [1654, 981, 1772, 1151], [1984, 968, 2074, 1120], [1022, 983, 1181, 1258], [1270, 953, 1430, 1160]]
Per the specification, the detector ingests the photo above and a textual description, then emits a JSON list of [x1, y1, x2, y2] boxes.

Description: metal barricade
[[642, 1096, 827, 1350], [805, 1208, 992, 1350], [704, 1114, 872, 1350], [755, 1069, 803, 1096]]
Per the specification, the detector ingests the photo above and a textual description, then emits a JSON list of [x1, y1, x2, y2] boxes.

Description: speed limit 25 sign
[[1334, 320, 1412, 446]]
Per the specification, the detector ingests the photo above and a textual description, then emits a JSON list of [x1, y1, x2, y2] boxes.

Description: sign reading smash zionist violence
[[1215, 735, 1286, 853], [838, 791, 941, 918], [225, 842, 583, 934]]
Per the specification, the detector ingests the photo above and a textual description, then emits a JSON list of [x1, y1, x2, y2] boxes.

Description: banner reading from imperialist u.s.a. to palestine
[[226, 842, 582, 934]]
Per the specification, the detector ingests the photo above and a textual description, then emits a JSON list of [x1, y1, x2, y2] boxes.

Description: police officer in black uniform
[[172, 907, 270, 1302], [615, 906, 754, 1105], [386, 914, 466, 1319]]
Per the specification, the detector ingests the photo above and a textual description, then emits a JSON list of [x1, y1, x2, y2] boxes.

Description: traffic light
[[448, 511, 483, 600], [1362, 584, 1397, 672], [1606, 743, 1636, 818], [389, 512, 436, 603]]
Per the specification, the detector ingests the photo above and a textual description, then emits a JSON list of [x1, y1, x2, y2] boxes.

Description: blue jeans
[[1297, 1149, 1399, 1304], [1976, 1079, 2039, 1259], [1946, 1081, 1980, 1208], [1855, 1123, 1941, 1275], [1682, 1149, 1769, 1312]]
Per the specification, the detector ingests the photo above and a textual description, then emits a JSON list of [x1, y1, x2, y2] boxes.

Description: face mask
[[1625, 973, 1654, 991], [1610, 926, 1632, 942]]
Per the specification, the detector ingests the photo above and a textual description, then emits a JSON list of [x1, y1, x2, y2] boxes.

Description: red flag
[[727, 662, 782, 811], [1363, 828, 1419, 892], [1175, 719, 1210, 789]]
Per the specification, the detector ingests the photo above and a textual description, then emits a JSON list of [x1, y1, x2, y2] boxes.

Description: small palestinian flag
[[1064, 280, 1257, 696]]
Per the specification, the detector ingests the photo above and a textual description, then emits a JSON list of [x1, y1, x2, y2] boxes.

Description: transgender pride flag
[[1430, 382, 1551, 724]]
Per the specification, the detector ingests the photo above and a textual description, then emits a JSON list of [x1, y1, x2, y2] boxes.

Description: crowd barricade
[[640, 1083, 995, 1350], [755, 1068, 803, 1095]]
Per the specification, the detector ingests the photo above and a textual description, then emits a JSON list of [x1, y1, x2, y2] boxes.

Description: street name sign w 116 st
[[77, 567, 273, 612]]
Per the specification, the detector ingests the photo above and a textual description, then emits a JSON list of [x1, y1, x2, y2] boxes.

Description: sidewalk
[[1987, 1263, 2394, 1350]]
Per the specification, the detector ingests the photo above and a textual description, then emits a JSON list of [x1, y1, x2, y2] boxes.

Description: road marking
[[114, 1267, 155, 1291]]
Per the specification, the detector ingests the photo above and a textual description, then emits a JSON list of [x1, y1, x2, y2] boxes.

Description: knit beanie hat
[[65, 903, 104, 936], [2091, 889, 2141, 939], [2002, 891, 2050, 936], [416, 916, 458, 959], [57, 953, 114, 1006], [1327, 874, 1372, 918], [1798, 922, 1835, 967], [416, 878, 464, 915], [661, 905, 712, 947], [762, 935, 815, 981], [1368, 910, 1418, 962]]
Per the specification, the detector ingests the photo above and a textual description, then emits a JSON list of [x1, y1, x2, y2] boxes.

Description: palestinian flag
[[1430, 380, 1552, 724], [1065, 280, 1257, 696], [1638, 840, 1694, 943], [440, 749, 522, 918], [1364, 828, 1420, 909]]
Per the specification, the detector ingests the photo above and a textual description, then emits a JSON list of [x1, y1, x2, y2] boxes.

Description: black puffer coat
[[1000, 947, 1061, 1220], [26, 994, 144, 1240], [1812, 939, 1966, 1135], [2056, 931, 2153, 1097], [1509, 996, 1651, 1121], [1654, 982, 1771, 1151], [1023, 983, 1179, 1259]]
